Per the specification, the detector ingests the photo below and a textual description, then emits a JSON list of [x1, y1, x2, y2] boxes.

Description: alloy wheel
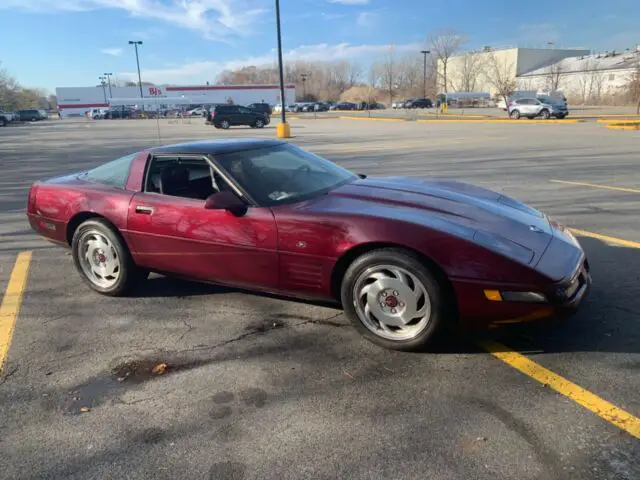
[[353, 264, 432, 341]]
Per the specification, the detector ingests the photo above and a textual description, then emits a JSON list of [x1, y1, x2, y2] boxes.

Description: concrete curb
[[338, 116, 407, 122]]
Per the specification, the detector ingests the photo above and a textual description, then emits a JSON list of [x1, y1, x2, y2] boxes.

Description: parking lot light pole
[[275, 0, 291, 138], [420, 50, 430, 99], [104, 73, 113, 98], [300, 73, 309, 101], [98, 76, 108, 104], [128, 41, 144, 109]]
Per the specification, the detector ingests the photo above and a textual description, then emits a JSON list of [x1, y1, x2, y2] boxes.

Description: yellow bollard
[[276, 122, 291, 138]]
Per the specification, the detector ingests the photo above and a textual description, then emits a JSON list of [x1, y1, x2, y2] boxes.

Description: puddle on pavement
[[64, 358, 178, 415]]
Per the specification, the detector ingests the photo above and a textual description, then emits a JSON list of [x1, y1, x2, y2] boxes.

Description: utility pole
[[128, 41, 144, 109], [104, 73, 113, 98], [98, 76, 107, 104], [300, 73, 309, 101], [420, 50, 431, 99], [275, 0, 290, 138]]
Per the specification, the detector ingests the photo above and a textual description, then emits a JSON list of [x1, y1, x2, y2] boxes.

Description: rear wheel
[[220, 119, 230, 129], [510, 109, 521, 119], [341, 249, 447, 351], [541, 109, 551, 119], [71, 219, 147, 296]]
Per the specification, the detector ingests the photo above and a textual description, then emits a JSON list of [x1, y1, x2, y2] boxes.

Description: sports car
[[27, 139, 591, 350]]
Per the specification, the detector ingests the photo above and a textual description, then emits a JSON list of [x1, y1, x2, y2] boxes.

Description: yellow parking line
[[0, 252, 32, 373], [416, 118, 584, 124], [550, 179, 640, 194], [570, 228, 640, 249], [479, 340, 640, 439]]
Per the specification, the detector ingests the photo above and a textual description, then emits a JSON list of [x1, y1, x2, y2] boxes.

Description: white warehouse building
[[516, 48, 640, 103], [56, 84, 296, 117], [440, 47, 590, 95]]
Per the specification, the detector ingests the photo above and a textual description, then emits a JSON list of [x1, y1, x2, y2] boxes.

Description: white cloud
[[119, 42, 420, 84], [0, 0, 269, 40], [101, 47, 123, 57], [356, 11, 378, 28], [329, 0, 370, 5]]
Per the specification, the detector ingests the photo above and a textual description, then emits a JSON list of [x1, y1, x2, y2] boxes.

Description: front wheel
[[254, 118, 265, 128], [71, 219, 147, 296], [341, 249, 447, 351], [0, 118, 6, 127]]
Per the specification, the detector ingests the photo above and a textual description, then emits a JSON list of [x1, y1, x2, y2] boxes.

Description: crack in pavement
[[184, 312, 345, 354], [177, 319, 195, 341]]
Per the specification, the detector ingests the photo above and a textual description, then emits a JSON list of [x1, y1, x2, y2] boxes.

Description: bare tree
[[590, 67, 605, 104], [483, 52, 516, 112], [452, 52, 484, 92], [575, 58, 597, 105], [376, 45, 397, 105], [429, 30, 465, 93], [547, 60, 565, 91], [628, 53, 640, 113]]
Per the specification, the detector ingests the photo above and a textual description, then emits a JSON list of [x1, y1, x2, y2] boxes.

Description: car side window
[[144, 156, 233, 200], [85, 153, 137, 189], [238, 107, 251, 114]]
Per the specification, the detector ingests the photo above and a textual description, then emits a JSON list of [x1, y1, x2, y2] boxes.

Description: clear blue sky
[[1, 0, 638, 92]]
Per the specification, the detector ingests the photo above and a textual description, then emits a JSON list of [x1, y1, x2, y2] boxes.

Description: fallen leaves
[[151, 363, 168, 376]]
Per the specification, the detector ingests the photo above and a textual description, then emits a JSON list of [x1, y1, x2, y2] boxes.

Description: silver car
[[508, 97, 568, 120]]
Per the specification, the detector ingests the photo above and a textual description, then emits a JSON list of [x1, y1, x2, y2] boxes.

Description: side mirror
[[204, 191, 247, 216]]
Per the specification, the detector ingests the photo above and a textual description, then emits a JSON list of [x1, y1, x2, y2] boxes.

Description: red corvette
[[27, 139, 590, 350]]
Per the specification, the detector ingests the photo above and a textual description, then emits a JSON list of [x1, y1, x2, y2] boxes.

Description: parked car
[[18, 109, 48, 121], [313, 103, 330, 112], [26, 139, 591, 351], [104, 108, 133, 119], [207, 104, 270, 129], [406, 98, 433, 109], [273, 104, 283, 113], [508, 97, 569, 119], [330, 102, 357, 111], [286, 104, 303, 113], [247, 103, 273, 115], [0, 110, 16, 126], [186, 107, 206, 117]]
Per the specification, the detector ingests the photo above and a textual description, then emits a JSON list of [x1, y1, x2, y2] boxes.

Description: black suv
[[247, 103, 273, 115], [207, 105, 270, 129], [405, 98, 432, 109]]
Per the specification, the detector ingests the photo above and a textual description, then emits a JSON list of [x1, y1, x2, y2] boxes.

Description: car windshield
[[215, 143, 358, 206]]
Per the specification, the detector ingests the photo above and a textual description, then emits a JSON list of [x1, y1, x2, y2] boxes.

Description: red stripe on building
[[58, 103, 108, 109], [165, 85, 296, 91]]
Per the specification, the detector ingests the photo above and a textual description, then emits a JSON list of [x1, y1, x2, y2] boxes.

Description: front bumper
[[453, 257, 591, 330]]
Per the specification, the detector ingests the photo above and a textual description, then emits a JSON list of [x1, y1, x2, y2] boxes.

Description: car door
[[236, 106, 253, 125], [125, 154, 279, 290]]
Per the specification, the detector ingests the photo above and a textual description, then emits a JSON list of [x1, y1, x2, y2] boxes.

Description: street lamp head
[[421, 50, 431, 55], [128, 40, 143, 45], [104, 72, 112, 76]]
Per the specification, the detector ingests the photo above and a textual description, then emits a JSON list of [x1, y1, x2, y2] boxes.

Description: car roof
[[148, 138, 286, 155]]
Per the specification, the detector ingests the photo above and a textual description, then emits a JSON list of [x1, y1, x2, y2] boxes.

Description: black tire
[[31, 117, 37, 122], [340, 248, 447, 351], [541, 109, 551, 119], [510, 109, 521, 120], [220, 119, 230, 129], [254, 118, 265, 128], [557, 114, 566, 119], [71, 219, 147, 296], [0, 118, 6, 127]]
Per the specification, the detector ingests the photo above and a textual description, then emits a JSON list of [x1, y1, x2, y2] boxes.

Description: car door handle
[[135, 205, 154, 215]]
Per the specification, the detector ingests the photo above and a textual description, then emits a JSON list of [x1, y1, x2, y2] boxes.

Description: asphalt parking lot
[[0, 117, 639, 480]]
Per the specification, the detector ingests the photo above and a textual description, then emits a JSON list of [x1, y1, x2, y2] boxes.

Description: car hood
[[327, 177, 553, 265]]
